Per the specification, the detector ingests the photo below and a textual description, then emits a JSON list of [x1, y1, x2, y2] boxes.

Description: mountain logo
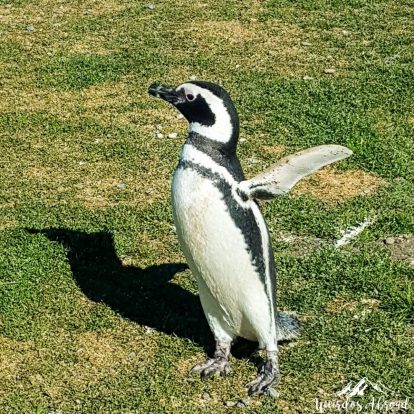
[[336, 378, 393, 398]]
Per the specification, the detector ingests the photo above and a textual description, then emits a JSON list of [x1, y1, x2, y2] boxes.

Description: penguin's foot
[[191, 356, 232, 379], [247, 350, 280, 396], [190, 341, 232, 380]]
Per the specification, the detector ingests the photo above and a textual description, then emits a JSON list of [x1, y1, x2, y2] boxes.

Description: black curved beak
[[148, 83, 183, 105]]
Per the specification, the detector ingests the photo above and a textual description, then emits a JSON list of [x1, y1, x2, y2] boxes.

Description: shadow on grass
[[27, 228, 214, 352]]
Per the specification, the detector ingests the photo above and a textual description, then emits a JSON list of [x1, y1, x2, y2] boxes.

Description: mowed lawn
[[0, 0, 413, 412]]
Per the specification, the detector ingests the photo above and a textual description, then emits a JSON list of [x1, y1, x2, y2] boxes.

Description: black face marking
[[177, 159, 276, 303], [187, 81, 240, 149], [175, 92, 216, 126]]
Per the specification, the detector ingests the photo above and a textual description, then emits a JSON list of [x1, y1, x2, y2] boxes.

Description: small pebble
[[189, 75, 197, 81], [156, 133, 164, 139], [236, 398, 251, 407], [128, 352, 136, 359], [342, 30, 349, 36], [75, 399, 81, 404], [225, 400, 236, 407], [168, 132, 178, 139], [142, 3, 155, 9], [201, 392, 211, 400], [324, 68, 336, 74], [301, 41, 312, 46], [176, 113, 184, 119], [303, 75, 313, 81], [25, 24, 35, 32], [239, 137, 247, 143], [266, 387, 279, 398], [248, 156, 258, 164], [385, 237, 395, 245], [47, 410, 62, 414], [235, 64, 241, 69], [116, 182, 126, 190]]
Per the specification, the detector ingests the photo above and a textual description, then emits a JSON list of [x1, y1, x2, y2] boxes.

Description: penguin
[[148, 80, 352, 395]]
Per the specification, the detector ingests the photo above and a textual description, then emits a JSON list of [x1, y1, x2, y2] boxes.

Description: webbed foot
[[191, 356, 232, 379], [247, 351, 280, 396], [190, 341, 232, 380]]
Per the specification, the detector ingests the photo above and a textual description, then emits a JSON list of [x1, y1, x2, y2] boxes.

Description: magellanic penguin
[[148, 81, 352, 396]]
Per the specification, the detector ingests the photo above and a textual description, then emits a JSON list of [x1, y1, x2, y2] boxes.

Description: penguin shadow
[[26, 228, 215, 353]]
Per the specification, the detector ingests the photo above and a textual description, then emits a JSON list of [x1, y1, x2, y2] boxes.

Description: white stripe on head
[[178, 83, 233, 144]]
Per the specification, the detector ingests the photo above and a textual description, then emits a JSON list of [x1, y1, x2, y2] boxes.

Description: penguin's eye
[[186, 93, 195, 102]]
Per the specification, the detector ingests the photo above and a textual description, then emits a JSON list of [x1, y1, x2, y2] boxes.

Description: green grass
[[0, 0, 413, 412]]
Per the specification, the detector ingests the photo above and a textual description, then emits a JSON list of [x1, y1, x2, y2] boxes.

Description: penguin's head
[[148, 81, 239, 151]]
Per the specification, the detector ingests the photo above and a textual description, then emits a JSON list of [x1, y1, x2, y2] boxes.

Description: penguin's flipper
[[238, 145, 353, 200]]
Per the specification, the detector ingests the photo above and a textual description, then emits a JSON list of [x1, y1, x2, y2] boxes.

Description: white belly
[[172, 166, 275, 344]]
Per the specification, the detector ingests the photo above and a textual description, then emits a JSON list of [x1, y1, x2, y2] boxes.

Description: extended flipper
[[238, 145, 353, 200]]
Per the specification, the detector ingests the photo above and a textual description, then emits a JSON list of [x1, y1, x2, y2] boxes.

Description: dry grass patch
[[276, 233, 325, 256], [0, 78, 176, 135], [293, 166, 386, 203], [75, 159, 171, 209], [166, 66, 205, 84], [0, 80, 136, 127], [75, 329, 138, 378], [0, 323, 156, 401], [262, 144, 287, 156], [0, 336, 36, 390], [174, 354, 204, 378], [74, 167, 120, 208], [0, 218, 17, 231], [0, 0, 129, 25], [326, 297, 380, 313], [199, 20, 256, 44], [2, 124, 172, 208], [167, 18, 327, 76], [0, 0, 130, 59], [68, 37, 114, 56]]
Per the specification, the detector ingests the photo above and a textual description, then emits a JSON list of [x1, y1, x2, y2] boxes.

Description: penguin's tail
[[277, 311, 301, 342]]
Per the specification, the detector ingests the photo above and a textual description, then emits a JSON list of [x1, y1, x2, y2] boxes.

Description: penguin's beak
[[148, 83, 184, 105]]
